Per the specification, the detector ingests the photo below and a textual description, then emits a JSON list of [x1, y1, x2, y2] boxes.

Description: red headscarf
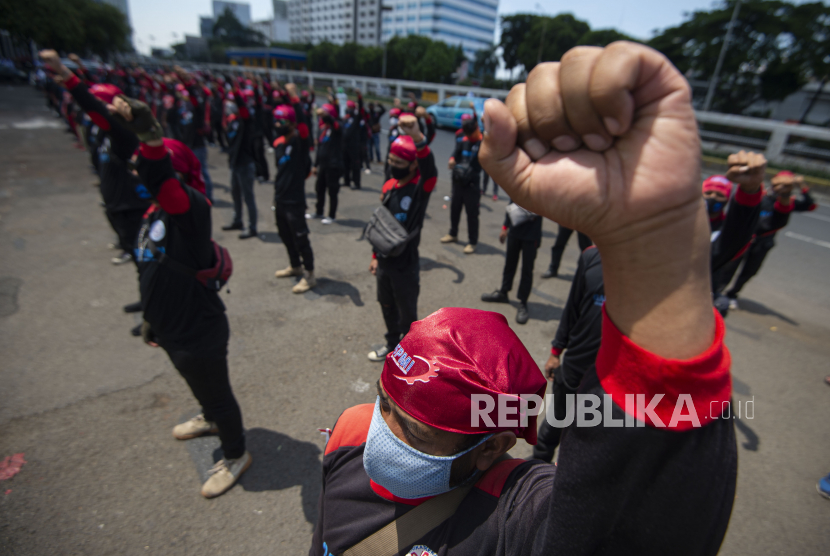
[[162, 138, 205, 195]]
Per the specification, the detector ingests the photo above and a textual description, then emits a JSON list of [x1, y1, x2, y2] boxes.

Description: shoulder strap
[[343, 457, 518, 556], [342, 484, 473, 556]]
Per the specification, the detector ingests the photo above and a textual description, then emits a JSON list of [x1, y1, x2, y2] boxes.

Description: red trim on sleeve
[[88, 112, 110, 131], [416, 146, 431, 159], [502, 225, 508, 231], [774, 199, 794, 213], [272, 136, 286, 148], [806, 204, 817, 212], [474, 459, 524, 498], [64, 73, 81, 90], [422, 176, 436, 193], [551, 347, 563, 356], [734, 187, 762, 207], [140, 143, 168, 160], [372, 252, 377, 259], [156, 178, 190, 215], [595, 307, 731, 431], [325, 403, 373, 455]]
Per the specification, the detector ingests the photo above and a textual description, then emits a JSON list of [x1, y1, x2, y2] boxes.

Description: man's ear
[[473, 431, 516, 472]]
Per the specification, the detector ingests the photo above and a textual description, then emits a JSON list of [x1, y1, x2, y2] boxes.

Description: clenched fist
[[726, 150, 766, 194]]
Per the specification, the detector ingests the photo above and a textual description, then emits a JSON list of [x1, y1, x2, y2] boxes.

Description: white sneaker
[[292, 271, 316, 293], [364, 168, 372, 175], [275, 266, 303, 278], [201, 451, 252, 498], [368, 345, 391, 362], [728, 298, 739, 310], [306, 213, 321, 220], [111, 252, 132, 265], [172, 414, 218, 440], [321, 217, 334, 225]]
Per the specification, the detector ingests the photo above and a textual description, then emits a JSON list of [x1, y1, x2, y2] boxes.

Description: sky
[[127, 0, 764, 55]]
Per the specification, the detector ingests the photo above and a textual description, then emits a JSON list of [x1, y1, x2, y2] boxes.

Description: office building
[[288, 0, 383, 46], [382, 0, 497, 58], [200, 16, 215, 38], [213, 1, 252, 27]]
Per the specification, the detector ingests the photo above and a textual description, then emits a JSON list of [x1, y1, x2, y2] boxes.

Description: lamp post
[[703, 0, 742, 112], [382, 4, 393, 79]]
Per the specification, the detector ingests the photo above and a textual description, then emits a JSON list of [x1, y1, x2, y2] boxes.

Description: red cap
[[774, 170, 794, 178], [320, 103, 338, 119], [162, 138, 205, 195], [389, 135, 416, 161], [273, 104, 296, 123], [89, 84, 123, 105], [381, 308, 548, 444], [460, 113, 474, 121], [346, 100, 356, 109], [702, 175, 732, 197], [407, 101, 417, 109], [389, 107, 402, 118]]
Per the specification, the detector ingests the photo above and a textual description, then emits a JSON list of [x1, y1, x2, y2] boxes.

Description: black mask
[[706, 198, 725, 214], [462, 122, 477, 135], [391, 165, 411, 180], [274, 126, 290, 137]]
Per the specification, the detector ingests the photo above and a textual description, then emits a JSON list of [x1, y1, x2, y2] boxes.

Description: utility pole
[[703, 0, 742, 112], [381, 4, 393, 79]]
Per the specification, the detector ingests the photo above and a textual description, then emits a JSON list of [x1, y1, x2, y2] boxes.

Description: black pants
[[211, 120, 227, 149], [107, 208, 145, 255], [376, 263, 420, 349], [449, 179, 480, 245], [481, 172, 498, 196], [719, 241, 774, 297], [165, 325, 245, 460], [315, 168, 341, 218], [275, 203, 314, 271], [501, 235, 539, 303], [533, 378, 577, 462], [253, 135, 269, 181], [549, 224, 592, 274], [343, 150, 362, 189]]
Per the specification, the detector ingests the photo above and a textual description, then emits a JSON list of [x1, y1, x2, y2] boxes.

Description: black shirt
[[451, 134, 482, 185]]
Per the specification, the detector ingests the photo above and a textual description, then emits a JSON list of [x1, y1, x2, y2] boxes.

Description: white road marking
[[10, 118, 63, 130], [803, 212, 830, 224], [784, 231, 830, 249]]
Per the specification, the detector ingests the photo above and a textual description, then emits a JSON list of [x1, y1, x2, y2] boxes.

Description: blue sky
[[127, 0, 782, 54]]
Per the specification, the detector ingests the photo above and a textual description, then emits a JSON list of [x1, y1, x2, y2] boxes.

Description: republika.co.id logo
[[470, 393, 754, 429]]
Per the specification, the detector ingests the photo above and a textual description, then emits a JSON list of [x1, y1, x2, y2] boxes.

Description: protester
[[209, 81, 227, 151], [310, 93, 344, 224], [342, 91, 367, 190], [384, 107, 402, 180], [171, 66, 213, 201], [441, 113, 482, 254], [540, 224, 592, 279], [367, 116, 437, 362], [480, 201, 542, 324], [222, 86, 259, 239], [312, 41, 736, 555], [366, 100, 385, 165], [271, 88, 317, 294]]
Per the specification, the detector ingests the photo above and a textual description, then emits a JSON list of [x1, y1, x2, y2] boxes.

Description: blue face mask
[[706, 197, 725, 215], [363, 397, 492, 499]]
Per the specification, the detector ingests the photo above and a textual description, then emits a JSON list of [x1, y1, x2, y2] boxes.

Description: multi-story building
[[382, 0, 497, 59], [200, 16, 215, 38], [213, 1, 252, 27], [288, 0, 383, 47]]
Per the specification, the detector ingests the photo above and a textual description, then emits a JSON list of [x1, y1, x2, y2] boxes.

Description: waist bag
[[363, 205, 420, 258], [150, 240, 233, 291]]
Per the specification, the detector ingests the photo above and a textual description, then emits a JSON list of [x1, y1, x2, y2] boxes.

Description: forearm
[[599, 200, 715, 360]]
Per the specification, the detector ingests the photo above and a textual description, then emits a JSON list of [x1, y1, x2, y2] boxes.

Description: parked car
[[426, 95, 487, 130], [0, 62, 26, 82]]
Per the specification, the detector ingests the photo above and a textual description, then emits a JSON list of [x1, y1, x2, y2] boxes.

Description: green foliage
[[577, 29, 637, 47], [211, 7, 267, 48], [0, 0, 130, 56], [648, 0, 830, 114], [472, 45, 499, 78], [500, 13, 590, 73]]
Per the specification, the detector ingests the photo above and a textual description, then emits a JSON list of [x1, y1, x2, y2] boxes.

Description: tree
[[0, 0, 130, 56], [577, 29, 636, 47], [211, 7, 266, 48], [472, 45, 499, 78], [500, 13, 590, 74], [649, 0, 830, 114]]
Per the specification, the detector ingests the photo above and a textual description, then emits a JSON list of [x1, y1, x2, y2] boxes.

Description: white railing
[[182, 62, 830, 165]]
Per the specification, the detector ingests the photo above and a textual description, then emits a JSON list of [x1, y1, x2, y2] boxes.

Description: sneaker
[[321, 217, 334, 225], [305, 213, 322, 220], [222, 222, 244, 231], [440, 234, 457, 244], [817, 473, 830, 500], [107, 242, 119, 250], [728, 298, 739, 310], [541, 267, 557, 279], [516, 303, 530, 325], [364, 168, 372, 175], [123, 301, 142, 313], [463, 244, 476, 254], [368, 345, 392, 362], [111, 252, 132, 265], [481, 290, 509, 303], [201, 451, 252, 499], [292, 271, 316, 293], [238, 229, 258, 239], [275, 266, 303, 278], [173, 414, 218, 440]]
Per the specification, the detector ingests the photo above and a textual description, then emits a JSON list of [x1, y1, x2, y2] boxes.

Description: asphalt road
[[0, 85, 828, 555]]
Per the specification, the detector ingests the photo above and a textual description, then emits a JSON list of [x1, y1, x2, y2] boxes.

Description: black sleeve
[[66, 74, 139, 160], [794, 189, 816, 212], [552, 250, 589, 353], [711, 192, 760, 274], [757, 199, 792, 235]]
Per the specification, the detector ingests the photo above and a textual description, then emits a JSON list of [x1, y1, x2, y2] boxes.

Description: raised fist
[[398, 114, 421, 141], [771, 172, 797, 198], [725, 150, 766, 193]]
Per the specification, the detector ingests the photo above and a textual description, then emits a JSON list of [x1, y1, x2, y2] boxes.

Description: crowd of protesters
[[34, 39, 828, 555]]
